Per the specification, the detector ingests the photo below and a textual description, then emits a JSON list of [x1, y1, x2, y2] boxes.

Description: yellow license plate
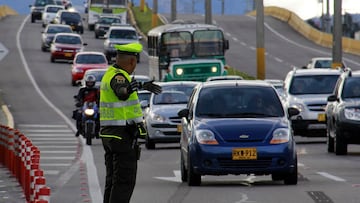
[[177, 125, 182, 132], [64, 53, 72, 57], [232, 148, 257, 160], [318, 113, 326, 121]]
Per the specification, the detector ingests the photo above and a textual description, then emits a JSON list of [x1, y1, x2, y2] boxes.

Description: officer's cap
[[114, 42, 143, 56]]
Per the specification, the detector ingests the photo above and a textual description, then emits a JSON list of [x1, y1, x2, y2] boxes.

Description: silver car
[[143, 81, 200, 149]]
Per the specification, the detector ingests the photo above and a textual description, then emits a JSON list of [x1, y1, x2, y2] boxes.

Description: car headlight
[[51, 46, 61, 52], [344, 108, 360, 121], [290, 103, 305, 112], [270, 128, 290, 144], [84, 109, 95, 116], [73, 68, 83, 73], [211, 66, 218, 73], [175, 68, 183, 76], [195, 129, 218, 145], [150, 112, 167, 122]]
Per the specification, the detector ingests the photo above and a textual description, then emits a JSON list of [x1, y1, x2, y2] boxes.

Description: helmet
[[85, 75, 96, 88]]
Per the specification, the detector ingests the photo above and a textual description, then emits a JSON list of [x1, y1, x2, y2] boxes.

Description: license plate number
[[64, 53, 72, 57], [177, 125, 182, 132], [232, 148, 257, 160], [318, 113, 326, 121]]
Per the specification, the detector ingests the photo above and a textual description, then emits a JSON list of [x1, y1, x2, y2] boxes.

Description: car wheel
[[283, 157, 298, 185], [31, 17, 35, 23], [71, 80, 77, 86], [50, 56, 55, 63], [41, 46, 47, 52], [326, 125, 334, 153], [334, 127, 347, 155], [95, 33, 99, 39], [187, 155, 201, 186], [271, 173, 284, 181], [180, 153, 187, 182], [145, 135, 155, 149]]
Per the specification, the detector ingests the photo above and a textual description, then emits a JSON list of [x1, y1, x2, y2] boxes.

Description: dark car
[[178, 80, 299, 186], [325, 69, 360, 155], [94, 15, 122, 39], [53, 10, 84, 34], [41, 24, 73, 52], [29, 0, 57, 23]]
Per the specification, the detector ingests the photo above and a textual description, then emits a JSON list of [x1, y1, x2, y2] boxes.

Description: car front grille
[[307, 103, 327, 112], [218, 157, 272, 169]]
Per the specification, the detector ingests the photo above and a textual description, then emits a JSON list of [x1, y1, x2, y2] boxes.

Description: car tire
[[41, 46, 47, 52], [145, 135, 155, 149], [180, 153, 188, 182], [71, 80, 77, 86], [31, 16, 35, 23], [50, 56, 55, 63], [327, 126, 334, 153], [187, 155, 201, 186], [283, 157, 298, 185], [95, 33, 99, 39], [271, 173, 284, 181], [334, 127, 347, 155]]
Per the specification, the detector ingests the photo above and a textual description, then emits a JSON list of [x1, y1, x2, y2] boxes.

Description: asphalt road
[[1, 12, 360, 203]]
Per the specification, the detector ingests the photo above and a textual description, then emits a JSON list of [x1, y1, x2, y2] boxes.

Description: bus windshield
[[193, 30, 224, 56], [161, 32, 192, 58], [90, 0, 126, 5]]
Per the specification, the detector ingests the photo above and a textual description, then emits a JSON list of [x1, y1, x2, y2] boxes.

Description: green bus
[[147, 20, 229, 81]]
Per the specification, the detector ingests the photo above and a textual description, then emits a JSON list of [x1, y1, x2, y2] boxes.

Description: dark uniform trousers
[[101, 125, 138, 203]]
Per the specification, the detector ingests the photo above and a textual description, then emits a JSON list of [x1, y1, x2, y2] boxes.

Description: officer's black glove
[[136, 122, 147, 139], [127, 79, 140, 94], [141, 80, 162, 94]]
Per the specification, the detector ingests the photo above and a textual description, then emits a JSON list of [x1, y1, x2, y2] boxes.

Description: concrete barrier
[[248, 6, 360, 56], [0, 5, 18, 19]]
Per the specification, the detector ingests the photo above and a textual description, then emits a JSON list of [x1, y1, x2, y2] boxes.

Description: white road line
[[40, 151, 76, 154], [30, 138, 77, 141], [44, 170, 60, 175], [31, 141, 77, 145], [41, 157, 74, 160], [41, 163, 72, 167], [35, 145, 77, 148], [317, 172, 346, 182], [18, 124, 69, 128], [20, 129, 73, 133], [26, 133, 75, 137]]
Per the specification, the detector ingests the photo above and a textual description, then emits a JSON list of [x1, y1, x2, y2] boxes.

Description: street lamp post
[[256, 0, 265, 80]]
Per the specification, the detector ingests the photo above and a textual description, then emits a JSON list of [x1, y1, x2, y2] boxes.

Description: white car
[[305, 57, 347, 69], [41, 4, 65, 28], [283, 68, 342, 137]]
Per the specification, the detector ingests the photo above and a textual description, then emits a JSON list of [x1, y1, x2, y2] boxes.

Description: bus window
[[162, 32, 192, 58], [194, 30, 224, 56]]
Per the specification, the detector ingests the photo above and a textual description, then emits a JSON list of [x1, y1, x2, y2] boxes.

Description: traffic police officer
[[99, 42, 161, 203]]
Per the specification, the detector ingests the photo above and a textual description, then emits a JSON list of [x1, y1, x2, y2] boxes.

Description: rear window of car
[[76, 54, 106, 64], [46, 6, 63, 13], [55, 35, 81, 44], [61, 12, 81, 20], [47, 26, 72, 33], [109, 29, 137, 39]]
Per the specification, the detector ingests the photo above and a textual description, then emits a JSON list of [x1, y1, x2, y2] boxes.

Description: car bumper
[[146, 122, 181, 143], [189, 142, 297, 176], [72, 72, 85, 82], [291, 119, 326, 136]]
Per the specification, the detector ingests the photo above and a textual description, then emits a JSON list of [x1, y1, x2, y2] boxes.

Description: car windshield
[[76, 54, 106, 64], [84, 71, 106, 82], [153, 91, 188, 105], [47, 26, 72, 33], [196, 86, 284, 118], [46, 6, 63, 13], [55, 35, 81, 44], [109, 29, 137, 39], [34, 0, 55, 6], [161, 84, 197, 97], [138, 92, 151, 102], [289, 75, 339, 95], [99, 17, 121, 24], [342, 78, 360, 99], [314, 60, 332, 68]]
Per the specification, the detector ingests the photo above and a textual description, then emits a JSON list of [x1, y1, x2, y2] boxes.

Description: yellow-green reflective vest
[[99, 66, 143, 126]]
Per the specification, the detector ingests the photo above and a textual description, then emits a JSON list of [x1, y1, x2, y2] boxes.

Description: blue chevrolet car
[[178, 80, 300, 186]]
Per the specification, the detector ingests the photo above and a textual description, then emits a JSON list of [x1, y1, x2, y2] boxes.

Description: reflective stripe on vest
[[100, 66, 143, 127], [99, 134, 123, 140]]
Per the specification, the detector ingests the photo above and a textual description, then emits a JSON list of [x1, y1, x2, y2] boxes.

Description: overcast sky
[[264, 0, 360, 19]]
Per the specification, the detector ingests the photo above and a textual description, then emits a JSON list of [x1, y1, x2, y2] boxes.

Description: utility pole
[[221, 0, 224, 15], [325, 0, 331, 33], [205, 0, 212, 24], [140, 0, 145, 12], [152, 0, 158, 28], [332, 0, 343, 68], [256, 0, 265, 79], [171, 0, 177, 22]]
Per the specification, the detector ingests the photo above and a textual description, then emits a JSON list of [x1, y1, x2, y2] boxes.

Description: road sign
[[0, 42, 9, 61]]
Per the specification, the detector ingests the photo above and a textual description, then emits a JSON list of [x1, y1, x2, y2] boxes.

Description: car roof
[[46, 24, 71, 28], [157, 81, 201, 86], [44, 4, 64, 8], [54, 32, 81, 37], [75, 51, 105, 56], [206, 75, 243, 81], [202, 79, 273, 88], [109, 25, 136, 30], [290, 68, 342, 76]]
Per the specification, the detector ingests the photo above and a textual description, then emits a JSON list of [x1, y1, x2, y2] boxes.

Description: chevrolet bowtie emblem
[[239, 134, 249, 139]]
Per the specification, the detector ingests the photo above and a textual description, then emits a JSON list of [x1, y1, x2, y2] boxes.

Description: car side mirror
[[138, 35, 143, 40], [83, 43, 88, 46], [287, 107, 300, 117], [140, 100, 149, 109], [178, 108, 189, 118], [327, 95, 337, 102]]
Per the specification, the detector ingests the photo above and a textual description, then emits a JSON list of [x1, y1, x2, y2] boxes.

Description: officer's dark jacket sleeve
[[110, 73, 131, 101]]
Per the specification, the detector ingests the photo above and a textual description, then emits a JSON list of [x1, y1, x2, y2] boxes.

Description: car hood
[[74, 64, 108, 69], [195, 117, 289, 142], [54, 43, 82, 49], [288, 94, 329, 105], [107, 39, 139, 44], [342, 98, 360, 107], [151, 104, 187, 116]]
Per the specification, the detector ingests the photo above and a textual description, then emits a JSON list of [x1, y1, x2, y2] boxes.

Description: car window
[[289, 75, 339, 95], [55, 35, 81, 44], [34, 0, 55, 6], [138, 92, 151, 102], [196, 86, 284, 118], [61, 12, 81, 21], [162, 84, 197, 97], [46, 6, 63, 13], [76, 54, 106, 64], [342, 78, 360, 99], [109, 29, 137, 39], [47, 26, 72, 33]]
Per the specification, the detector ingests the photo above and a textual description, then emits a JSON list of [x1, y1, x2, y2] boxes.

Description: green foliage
[[131, 6, 164, 35], [227, 67, 255, 80]]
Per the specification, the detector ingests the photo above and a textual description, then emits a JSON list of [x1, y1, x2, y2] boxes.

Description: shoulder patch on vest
[[114, 75, 126, 84]]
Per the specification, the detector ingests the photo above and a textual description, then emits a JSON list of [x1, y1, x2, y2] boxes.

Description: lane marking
[[317, 172, 346, 182]]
